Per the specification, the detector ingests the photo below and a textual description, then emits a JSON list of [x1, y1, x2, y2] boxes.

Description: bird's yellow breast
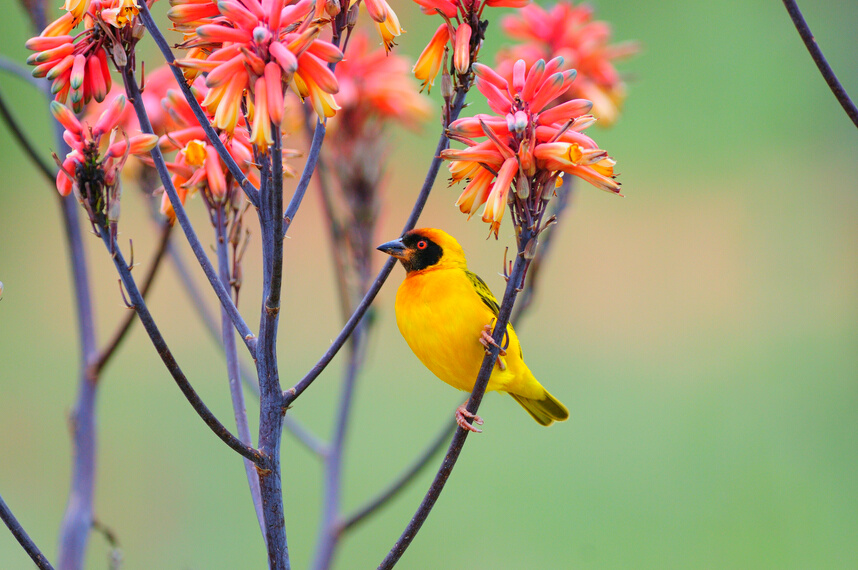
[[394, 267, 535, 396]]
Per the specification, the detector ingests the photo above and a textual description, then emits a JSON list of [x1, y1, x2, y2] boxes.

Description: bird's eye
[[417, 240, 428, 250]]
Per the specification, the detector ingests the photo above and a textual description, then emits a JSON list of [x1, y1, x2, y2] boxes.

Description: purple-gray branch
[[0, 493, 56, 570]]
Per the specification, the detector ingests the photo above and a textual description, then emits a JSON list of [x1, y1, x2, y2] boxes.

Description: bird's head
[[376, 228, 467, 274]]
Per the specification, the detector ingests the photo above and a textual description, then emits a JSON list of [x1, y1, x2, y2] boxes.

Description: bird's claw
[[479, 323, 507, 357], [456, 405, 484, 433]]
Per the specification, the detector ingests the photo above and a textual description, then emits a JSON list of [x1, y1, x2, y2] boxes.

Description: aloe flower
[[442, 58, 620, 236], [169, 0, 344, 136], [498, 1, 638, 125]]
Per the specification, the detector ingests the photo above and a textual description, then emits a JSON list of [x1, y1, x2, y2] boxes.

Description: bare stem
[[119, 63, 258, 358], [215, 203, 267, 545], [782, 0, 858, 128], [377, 227, 535, 569], [100, 229, 263, 464], [282, 118, 326, 236], [340, 420, 456, 533], [256, 127, 290, 569], [136, 1, 261, 206], [91, 222, 173, 376], [0, 493, 56, 570], [282, 86, 470, 406]]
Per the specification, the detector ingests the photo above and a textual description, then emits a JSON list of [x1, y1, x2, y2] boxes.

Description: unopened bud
[[110, 45, 127, 68], [514, 172, 529, 199], [523, 237, 539, 260], [132, 19, 145, 40], [441, 63, 454, 103], [325, 0, 341, 17], [347, 4, 359, 29]]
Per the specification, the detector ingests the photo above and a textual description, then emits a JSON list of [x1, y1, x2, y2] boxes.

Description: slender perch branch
[[100, 229, 263, 464], [137, 1, 261, 206], [282, 119, 327, 237], [377, 227, 535, 569], [782, 0, 858, 128], [0, 492, 56, 570], [120, 63, 258, 358]]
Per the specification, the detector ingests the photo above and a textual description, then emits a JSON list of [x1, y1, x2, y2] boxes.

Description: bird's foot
[[456, 404, 484, 433], [479, 323, 507, 357]]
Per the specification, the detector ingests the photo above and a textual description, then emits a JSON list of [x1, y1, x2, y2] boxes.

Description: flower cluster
[[168, 0, 344, 143], [411, 0, 528, 93], [497, 1, 638, 125], [155, 81, 265, 221], [52, 94, 158, 238], [442, 58, 619, 237], [26, 0, 145, 113]]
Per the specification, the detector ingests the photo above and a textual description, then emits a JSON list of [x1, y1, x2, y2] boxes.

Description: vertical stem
[[215, 204, 267, 545], [256, 128, 289, 569], [54, 119, 99, 570], [377, 227, 535, 569]]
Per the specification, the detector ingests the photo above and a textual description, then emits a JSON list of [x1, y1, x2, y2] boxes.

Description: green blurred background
[[2, 0, 857, 568]]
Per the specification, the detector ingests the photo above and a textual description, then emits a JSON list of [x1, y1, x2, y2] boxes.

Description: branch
[[0, 86, 56, 184], [0, 492, 55, 570], [340, 419, 456, 532], [282, 118, 326, 236], [782, 0, 858, 128], [377, 228, 534, 569], [100, 229, 263, 464], [91, 221, 173, 376], [214, 203, 267, 544], [137, 1, 261, 206], [120, 63, 259, 358], [282, 86, 470, 406]]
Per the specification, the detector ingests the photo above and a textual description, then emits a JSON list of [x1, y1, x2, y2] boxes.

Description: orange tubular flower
[[170, 0, 343, 128], [441, 58, 620, 237], [498, 1, 638, 126], [412, 24, 450, 93]]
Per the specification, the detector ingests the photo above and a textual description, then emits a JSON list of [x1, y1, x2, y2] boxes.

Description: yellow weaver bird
[[377, 228, 569, 432]]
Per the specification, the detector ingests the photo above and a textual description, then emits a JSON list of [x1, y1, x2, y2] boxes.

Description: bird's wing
[[464, 270, 500, 317]]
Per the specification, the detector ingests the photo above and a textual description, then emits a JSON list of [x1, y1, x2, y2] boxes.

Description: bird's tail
[[509, 389, 569, 427]]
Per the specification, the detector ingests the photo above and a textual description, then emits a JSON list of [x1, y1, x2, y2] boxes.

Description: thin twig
[[91, 222, 173, 376], [282, 119, 326, 236], [782, 0, 858, 128], [377, 228, 534, 569], [215, 203, 267, 545], [136, 1, 261, 206], [0, 492, 56, 570], [0, 86, 56, 184], [282, 86, 470, 407], [100, 229, 263, 464], [120, 63, 259, 358], [340, 420, 456, 532]]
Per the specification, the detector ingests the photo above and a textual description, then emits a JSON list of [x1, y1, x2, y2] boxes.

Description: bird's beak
[[376, 237, 407, 259]]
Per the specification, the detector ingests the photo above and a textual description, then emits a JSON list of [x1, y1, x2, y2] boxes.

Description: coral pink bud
[[297, 52, 339, 94], [33, 42, 74, 64], [269, 41, 298, 79], [363, 0, 387, 23], [105, 134, 159, 158], [46, 54, 75, 80], [168, 2, 221, 24], [512, 59, 527, 94], [269, 0, 285, 32], [411, 0, 457, 18], [205, 145, 228, 197], [264, 62, 284, 125], [41, 12, 76, 37], [86, 54, 109, 102], [25, 35, 73, 51], [471, 63, 509, 91], [521, 59, 545, 101], [56, 167, 73, 196], [454, 23, 472, 75], [537, 99, 593, 126], [484, 0, 529, 7], [92, 94, 127, 137], [212, 1, 257, 29], [196, 24, 252, 44], [413, 24, 450, 93], [306, 41, 344, 63], [205, 54, 246, 88], [50, 101, 83, 135], [70, 53, 86, 89]]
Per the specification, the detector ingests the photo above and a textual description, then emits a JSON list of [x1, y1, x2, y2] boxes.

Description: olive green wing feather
[[464, 270, 500, 316]]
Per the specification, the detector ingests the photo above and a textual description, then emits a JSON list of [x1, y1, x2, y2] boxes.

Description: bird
[[377, 228, 569, 432]]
